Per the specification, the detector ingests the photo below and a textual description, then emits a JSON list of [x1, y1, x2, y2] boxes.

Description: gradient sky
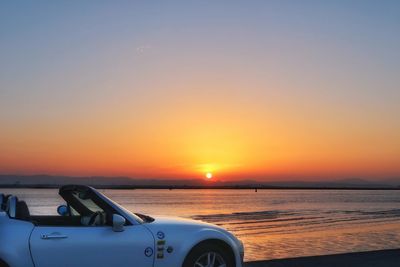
[[1, 1, 399, 181]]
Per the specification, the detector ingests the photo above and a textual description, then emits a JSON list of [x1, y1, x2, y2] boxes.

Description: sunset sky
[[1, 1, 399, 181]]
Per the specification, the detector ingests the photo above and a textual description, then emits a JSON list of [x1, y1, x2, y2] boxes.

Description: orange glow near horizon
[[0, 103, 399, 181]]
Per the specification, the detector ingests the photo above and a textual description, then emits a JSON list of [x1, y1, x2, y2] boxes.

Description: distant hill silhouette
[[0, 175, 399, 189]]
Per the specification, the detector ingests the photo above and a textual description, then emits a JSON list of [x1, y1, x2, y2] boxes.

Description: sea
[[2, 188, 400, 262]]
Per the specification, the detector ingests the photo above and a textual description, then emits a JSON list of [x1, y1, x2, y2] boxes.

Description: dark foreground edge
[[244, 249, 400, 267]]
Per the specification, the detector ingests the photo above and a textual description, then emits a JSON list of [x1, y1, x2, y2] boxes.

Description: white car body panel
[[144, 216, 244, 267], [0, 212, 35, 267], [30, 224, 154, 267], [0, 186, 244, 267]]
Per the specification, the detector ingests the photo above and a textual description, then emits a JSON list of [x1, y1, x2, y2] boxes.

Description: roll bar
[[4, 195, 17, 218]]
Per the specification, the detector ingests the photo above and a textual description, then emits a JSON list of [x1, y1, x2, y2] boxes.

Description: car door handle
[[41, 234, 68, 239]]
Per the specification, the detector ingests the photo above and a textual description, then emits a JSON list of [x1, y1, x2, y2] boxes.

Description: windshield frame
[[59, 185, 142, 225], [89, 188, 144, 225]]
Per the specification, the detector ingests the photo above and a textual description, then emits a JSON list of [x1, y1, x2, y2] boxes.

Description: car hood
[[146, 215, 221, 228], [142, 215, 231, 236]]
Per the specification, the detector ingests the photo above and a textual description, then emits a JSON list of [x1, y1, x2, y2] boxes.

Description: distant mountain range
[[0, 175, 399, 189]]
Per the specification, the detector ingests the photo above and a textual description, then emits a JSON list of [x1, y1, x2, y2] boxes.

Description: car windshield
[[92, 189, 147, 224], [71, 191, 105, 214]]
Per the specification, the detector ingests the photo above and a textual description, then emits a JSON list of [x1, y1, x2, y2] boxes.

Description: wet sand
[[245, 249, 400, 267]]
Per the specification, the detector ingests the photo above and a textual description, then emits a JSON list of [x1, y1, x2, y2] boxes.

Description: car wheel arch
[[182, 239, 236, 267]]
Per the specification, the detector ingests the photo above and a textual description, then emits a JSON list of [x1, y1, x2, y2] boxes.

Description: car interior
[[1, 186, 124, 227]]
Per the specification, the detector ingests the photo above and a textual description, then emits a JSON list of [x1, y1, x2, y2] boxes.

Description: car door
[[29, 224, 155, 267]]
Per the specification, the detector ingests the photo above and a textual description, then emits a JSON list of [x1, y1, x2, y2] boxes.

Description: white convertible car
[[0, 185, 244, 267]]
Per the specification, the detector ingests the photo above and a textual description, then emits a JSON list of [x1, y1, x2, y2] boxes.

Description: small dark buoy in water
[[255, 188, 258, 192]]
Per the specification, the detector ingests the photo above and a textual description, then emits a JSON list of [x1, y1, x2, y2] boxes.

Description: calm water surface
[[3, 188, 400, 261]]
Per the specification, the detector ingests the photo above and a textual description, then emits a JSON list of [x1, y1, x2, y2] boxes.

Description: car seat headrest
[[6, 196, 17, 218]]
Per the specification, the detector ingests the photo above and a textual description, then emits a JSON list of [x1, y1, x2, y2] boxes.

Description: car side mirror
[[57, 205, 69, 216], [112, 214, 126, 232]]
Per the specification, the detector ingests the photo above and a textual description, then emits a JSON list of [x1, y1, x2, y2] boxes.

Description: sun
[[205, 172, 213, 179]]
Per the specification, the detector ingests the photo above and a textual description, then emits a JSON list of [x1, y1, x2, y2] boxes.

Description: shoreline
[[1, 185, 399, 190], [244, 249, 400, 267]]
